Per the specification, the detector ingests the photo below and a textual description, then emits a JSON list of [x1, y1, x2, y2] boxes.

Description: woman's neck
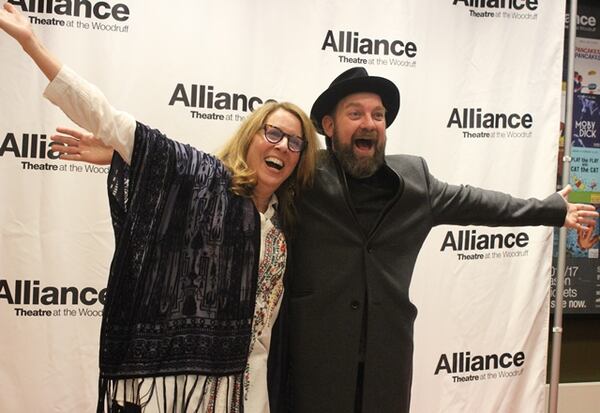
[[252, 191, 272, 213]]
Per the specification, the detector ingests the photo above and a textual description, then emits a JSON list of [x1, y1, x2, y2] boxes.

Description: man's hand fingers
[[578, 209, 599, 218], [575, 203, 598, 212]]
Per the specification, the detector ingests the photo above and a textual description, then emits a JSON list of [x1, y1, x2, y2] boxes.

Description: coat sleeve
[[420, 157, 567, 227]]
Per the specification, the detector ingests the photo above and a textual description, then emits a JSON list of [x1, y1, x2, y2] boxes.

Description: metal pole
[[548, 0, 577, 412]]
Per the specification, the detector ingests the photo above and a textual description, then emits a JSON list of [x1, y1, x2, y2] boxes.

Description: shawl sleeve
[[107, 122, 228, 244]]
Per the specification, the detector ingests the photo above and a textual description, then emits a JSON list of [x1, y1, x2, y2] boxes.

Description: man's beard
[[331, 131, 386, 178]]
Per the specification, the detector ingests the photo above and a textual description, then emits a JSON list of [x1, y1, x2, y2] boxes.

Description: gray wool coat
[[286, 150, 566, 413]]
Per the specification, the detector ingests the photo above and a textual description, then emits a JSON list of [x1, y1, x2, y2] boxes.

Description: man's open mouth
[[354, 138, 375, 150]]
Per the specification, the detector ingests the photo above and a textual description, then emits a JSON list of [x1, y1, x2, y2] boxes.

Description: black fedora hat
[[310, 67, 400, 135]]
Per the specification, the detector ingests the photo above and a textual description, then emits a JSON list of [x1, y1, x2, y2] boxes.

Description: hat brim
[[310, 76, 400, 135]]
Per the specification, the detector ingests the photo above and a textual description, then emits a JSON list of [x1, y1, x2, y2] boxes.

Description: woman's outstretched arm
[[0, 2, 135, 163]]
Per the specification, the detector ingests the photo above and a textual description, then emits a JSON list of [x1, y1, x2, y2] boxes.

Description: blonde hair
[[217, 101, 320, 233]]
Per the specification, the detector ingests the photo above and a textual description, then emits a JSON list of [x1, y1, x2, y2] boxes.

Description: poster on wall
[[554, 0, 600, 314]]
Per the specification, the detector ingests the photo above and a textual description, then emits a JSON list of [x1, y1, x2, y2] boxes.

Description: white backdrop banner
[[0, 1, 564, 412]]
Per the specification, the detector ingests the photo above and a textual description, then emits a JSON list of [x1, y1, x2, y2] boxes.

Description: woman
[[0, 3, 318, 412]]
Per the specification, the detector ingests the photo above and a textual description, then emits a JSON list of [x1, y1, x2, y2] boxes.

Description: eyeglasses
[[263, 124, 306, 152]]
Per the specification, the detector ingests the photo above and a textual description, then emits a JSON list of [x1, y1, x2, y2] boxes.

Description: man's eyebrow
[[342, 102, 386, 112]]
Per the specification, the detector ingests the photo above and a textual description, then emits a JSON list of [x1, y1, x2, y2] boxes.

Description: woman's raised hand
[[0, 2, 61, 80], [51, 127, 114, 166], [0, 2, 34, 44]]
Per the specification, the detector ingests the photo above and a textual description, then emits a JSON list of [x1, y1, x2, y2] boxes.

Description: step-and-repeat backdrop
[[0, 1, 564, 412]]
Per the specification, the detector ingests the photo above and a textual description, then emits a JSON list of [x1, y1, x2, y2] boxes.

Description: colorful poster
[[555, 0, 600, 315]]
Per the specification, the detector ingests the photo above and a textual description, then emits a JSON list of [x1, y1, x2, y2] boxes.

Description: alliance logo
[[452, 0, 538, 10], [452, 0, 538, 20], [321, 30, 417, 67], [322, 30, 417, 58], [447, 108, 534, 138], [1, 278, 106, 317], [447, 108, 533, 129], [9, 0, 130, 21], [169, 83, 275, 121], [0, 279, 106, 305], [434, 350, 525, 382], [9, 0, 130, 33], [441, 230, 529, 251], [441, 230, 530, 260], [0, 132, 60, 160]]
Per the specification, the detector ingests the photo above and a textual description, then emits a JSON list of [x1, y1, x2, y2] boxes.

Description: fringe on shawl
[[98, 373, 245, 413]]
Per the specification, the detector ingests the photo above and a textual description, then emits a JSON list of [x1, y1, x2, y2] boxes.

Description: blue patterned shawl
[[98, 123, 260, 412]]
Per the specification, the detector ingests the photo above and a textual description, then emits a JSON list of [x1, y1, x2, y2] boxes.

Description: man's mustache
[[352, 130, 378, 141]]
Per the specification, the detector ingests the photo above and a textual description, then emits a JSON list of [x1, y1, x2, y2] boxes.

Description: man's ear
[[322, 115, 334, 138]]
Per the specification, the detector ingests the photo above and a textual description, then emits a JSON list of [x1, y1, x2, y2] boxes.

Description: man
[[283, 67, 596, 413]]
